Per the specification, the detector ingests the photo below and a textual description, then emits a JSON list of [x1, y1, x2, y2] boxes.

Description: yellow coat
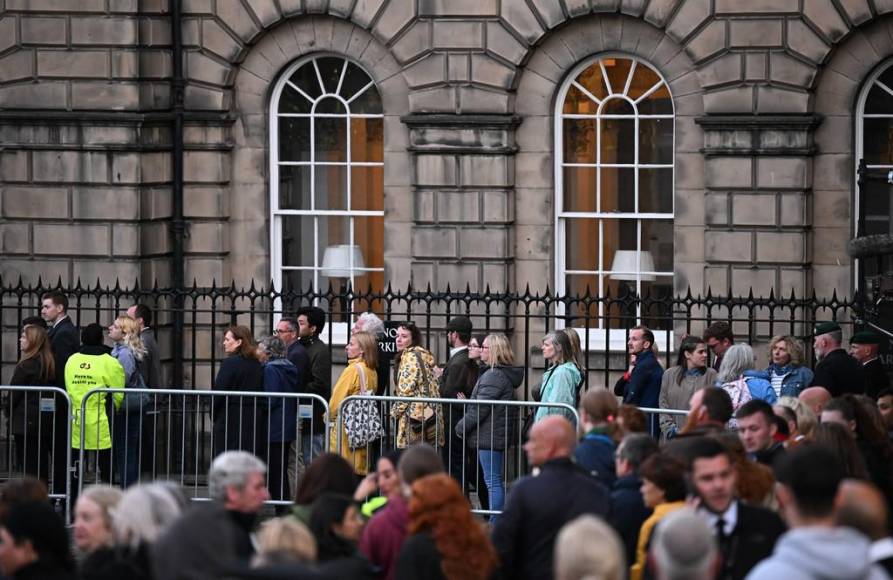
[[329, 359, 377, 475], [630, 501, 686, 580]]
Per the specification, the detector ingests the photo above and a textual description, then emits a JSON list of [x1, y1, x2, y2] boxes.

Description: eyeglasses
[[469, 344, 481, 349], [273, 328, 294, 335], [481, 345, 490, 350]]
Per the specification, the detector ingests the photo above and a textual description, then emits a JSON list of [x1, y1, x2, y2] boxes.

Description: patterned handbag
[[343, 365, 384, 450]]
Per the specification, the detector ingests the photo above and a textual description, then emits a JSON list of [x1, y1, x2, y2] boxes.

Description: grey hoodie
[[746, 527, 891, 580]]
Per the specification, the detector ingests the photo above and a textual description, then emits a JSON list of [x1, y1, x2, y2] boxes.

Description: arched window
[[555, 55, 674, 336], [856, 58, 893, 281], [270, 55, 385, 296]]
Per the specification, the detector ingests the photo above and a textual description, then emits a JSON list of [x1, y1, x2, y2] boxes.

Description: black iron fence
[[1, 277, 864, 397]]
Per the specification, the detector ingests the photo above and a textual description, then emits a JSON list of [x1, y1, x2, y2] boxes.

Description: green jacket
[[65, 347, 125, 450]]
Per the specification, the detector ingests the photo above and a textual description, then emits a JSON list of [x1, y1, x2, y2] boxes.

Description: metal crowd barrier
[[0, 386, 72, 521], [77, 388, 329, 506], [334, 395, 580, 516]]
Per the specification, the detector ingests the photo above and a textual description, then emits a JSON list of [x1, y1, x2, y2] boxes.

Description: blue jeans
[[299, 432, 325, 470], [113, 411, 142, 488], [479, 450, 504, 523]]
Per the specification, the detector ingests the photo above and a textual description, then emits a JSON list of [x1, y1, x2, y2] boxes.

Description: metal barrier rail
[[0, 386, 73, 522], [334, 395, 579, 516], [78, 388, 329, 505]]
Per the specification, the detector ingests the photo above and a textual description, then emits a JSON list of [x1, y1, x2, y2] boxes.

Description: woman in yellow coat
[[630, 453, 688, 580], [329, 331, 379, 475]]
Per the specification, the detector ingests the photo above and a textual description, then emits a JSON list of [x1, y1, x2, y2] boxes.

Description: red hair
[[407, 474, 497, 580]]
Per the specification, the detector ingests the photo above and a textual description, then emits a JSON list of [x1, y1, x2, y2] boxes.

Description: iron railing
[[0, 277, 863, 397]]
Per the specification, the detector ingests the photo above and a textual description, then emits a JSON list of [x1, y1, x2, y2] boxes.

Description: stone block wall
[[4, 0, 893, 299]]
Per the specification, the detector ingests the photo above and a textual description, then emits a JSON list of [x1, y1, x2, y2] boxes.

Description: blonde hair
[[351, 331, 379, 369], [484, 333, 515, 367], [254, 517, 317, 565], [79, 485, 123, 542], [554, 515, 625, 580], [115, 315, 147, 362], [768, 335, 805, 367], [777, 395, 817, 437]]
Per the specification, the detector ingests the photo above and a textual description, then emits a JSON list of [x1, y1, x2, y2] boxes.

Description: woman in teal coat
[[535, 331, 581, 424]]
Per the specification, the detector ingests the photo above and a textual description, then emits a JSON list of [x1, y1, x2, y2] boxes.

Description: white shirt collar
[[863, 357, 880, 365], [699, 499, 738, 537], [449, 345, 468, 359], [52, 314, 69, 328], [870, 537, 893, 563]]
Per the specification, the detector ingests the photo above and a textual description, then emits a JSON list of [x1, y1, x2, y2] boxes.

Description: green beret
[[813, 321, 841, 336], [851, 331, 882, 345]]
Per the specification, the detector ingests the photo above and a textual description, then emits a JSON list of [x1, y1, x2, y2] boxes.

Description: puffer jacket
[[456, 366, 523, 450]]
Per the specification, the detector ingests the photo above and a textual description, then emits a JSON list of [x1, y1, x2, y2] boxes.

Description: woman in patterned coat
[[390, 323, 444, 449]]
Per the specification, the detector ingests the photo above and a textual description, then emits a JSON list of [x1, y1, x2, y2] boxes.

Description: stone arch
[[226, 16, 411, 284], [812, 15, 893, 293], [512, 14, 704, 294]]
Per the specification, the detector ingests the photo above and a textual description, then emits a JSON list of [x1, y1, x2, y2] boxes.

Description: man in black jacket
[[687, 437, 786, 580], [439, 316, 479, 495], [610, 433, 658, 568], [127, 303, 164, 389], [296, 306, 331, 468], [811, 321, 866, 396], [849, 331, 890, 399], [492, 416, 610, 580], [40, 291, 79, 497]]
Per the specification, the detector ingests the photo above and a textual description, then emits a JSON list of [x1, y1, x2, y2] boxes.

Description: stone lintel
[[696, 114, 822, 156]]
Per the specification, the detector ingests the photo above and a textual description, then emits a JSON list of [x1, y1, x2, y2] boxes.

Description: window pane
[[281, 215, 318, 267], [278, 165, 311, 210], [280, 85, 312, 114], [564, 274, 600, 318], [317, 97, 346, 114], [600, 117, 635, 164], [563, 84, 598, 114], [351, 166, 384, 211], [315, 165, 347, 211], [282, 269, 315, 294], [600, 167, 635, 213], [602, 219, 638, 273], [562, 167, 597, 212], [639, 118, 674, 164], [602, 98, 635, 115], [639, 168, 674, 214], [350, 86, 383, 114], [350, 117, 384, 162], [316, 57, 345, 94], [341, 62, 374, 101], [289, 62, 322, 100], [627, 66, 662, 101], [865, 83, 893, 115], [642, 220, 674, 272], [314, 116, 347, 162], [863, 118, 893, 164], [637, 84, 673, 115], [603, 58, 633, 95], [576, 64, 608, 101], [864, 180, 891, 218], [563, 119, 596, 163], [354, 216, 385, 269], [279, 117, 311, 162], [640, 276, 674, 329], [565, 218, 599, 271]]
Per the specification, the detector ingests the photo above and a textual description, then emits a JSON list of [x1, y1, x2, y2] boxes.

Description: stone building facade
[[1, 0, 892, 309]]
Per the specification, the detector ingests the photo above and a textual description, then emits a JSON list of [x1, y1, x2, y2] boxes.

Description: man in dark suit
[[492, 416, 610, 580], [849, 331, 889, 399], [810, 321, 866, 396], [40, 290, 79, 497], [687, 437, 786, 580], [438, 316, 479, 495]]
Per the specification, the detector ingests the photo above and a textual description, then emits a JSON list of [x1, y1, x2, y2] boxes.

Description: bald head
[[524, 416, 576, 466], [799, 387, 831, 416], [836, 479, 889, 541]]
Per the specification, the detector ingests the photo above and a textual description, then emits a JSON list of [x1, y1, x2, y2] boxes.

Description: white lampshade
[[321, 244, 365, 278], [609, 250, 656, 281]]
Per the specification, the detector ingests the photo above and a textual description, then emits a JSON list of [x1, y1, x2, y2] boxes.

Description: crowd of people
[[6, 294, 893, 579]]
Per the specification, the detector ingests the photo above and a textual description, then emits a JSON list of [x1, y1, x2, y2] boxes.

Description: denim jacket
[[751, 364, 814, 398]]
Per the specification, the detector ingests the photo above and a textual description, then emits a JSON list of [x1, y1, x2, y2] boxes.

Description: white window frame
[[854, 56, 893, 290], [269, 54, 385, 344], [554, 53, 675, 351]]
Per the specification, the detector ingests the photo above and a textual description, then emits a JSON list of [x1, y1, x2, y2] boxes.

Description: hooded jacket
[[456, 365, 523, 450], [746, 526, 889, 580]]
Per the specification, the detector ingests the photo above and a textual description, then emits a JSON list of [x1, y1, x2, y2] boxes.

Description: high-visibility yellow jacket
[[65, 349, 125, 450]]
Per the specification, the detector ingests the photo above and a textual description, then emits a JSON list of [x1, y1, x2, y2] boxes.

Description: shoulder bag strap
[[357, 364, 368, 395]]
